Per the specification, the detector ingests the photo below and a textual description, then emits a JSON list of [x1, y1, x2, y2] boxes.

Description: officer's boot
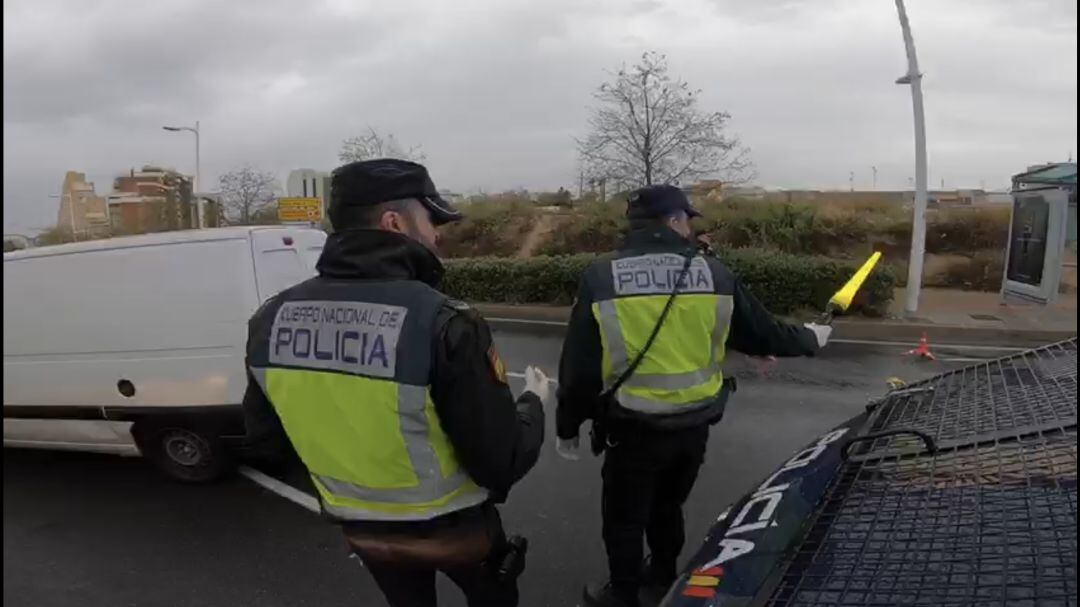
[[583, 582, 640, 607], [639, 555, 677, 607]]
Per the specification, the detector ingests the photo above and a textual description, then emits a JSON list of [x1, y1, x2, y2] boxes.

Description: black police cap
[[626, 184, 702, 221], [328, 158, 462, 229]]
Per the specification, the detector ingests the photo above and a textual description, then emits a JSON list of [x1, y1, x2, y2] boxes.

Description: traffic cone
[[904, 332, 936, 360]]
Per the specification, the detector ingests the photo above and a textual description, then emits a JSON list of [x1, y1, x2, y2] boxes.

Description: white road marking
[[488, 318, 1035, 354], [239, 465, 320, 514], [487, 317, 565, 326], [829, 338, 1027, 352]]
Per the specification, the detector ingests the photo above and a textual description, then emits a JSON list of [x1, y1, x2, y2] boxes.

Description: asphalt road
[[4, 332, 977, 607]]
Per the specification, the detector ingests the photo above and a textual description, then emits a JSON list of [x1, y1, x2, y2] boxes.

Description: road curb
[[474, 303, 1077, 349]]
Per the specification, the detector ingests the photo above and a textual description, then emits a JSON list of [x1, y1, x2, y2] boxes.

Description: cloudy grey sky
[[4, 0, 1076, 235]]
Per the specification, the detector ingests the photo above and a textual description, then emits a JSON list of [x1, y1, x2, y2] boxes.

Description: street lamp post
[[894, 0, 928, 316], [163, 121, 202, 229]]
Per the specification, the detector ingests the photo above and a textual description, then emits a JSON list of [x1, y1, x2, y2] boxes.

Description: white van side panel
[[3, 237, 259, 411], [3, 419, 139, 455], [251, 229, 325, 301]]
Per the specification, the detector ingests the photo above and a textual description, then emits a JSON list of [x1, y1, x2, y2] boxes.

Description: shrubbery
[[924, 206, 1012, 254], [508, 198, 1010, 262], [931, 249, 1005, 292], [439, 198, 537, 257], [436, 196, 1005, 306], [536, 202, 626, 256], [716, 248, 897, 316], [443, 249, 897, 316]]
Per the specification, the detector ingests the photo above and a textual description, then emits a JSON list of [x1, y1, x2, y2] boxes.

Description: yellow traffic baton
[[819, 251, 883, 324]]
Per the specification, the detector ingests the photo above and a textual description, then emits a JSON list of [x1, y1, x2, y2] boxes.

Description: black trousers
[[601, 423, 709, 597], [356, 506, 518, 607], [363, 558, 518, 607]]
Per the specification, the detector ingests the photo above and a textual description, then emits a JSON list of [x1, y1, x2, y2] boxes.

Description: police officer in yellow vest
[[242, 159, 548, 606], [555, 185, 831, 607]]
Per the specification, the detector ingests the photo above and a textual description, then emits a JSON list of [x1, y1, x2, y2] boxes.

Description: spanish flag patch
[[488, 345, 508, 385], [681, 566, 724, 599]]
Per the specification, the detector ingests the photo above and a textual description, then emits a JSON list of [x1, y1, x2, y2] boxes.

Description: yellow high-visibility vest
[[588, 251, 734, 415], [248, 282, 488, 521]]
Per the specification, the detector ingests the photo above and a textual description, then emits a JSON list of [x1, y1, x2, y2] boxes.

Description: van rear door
[[292, 228, 329, 273], [251, 229, 327, 301]]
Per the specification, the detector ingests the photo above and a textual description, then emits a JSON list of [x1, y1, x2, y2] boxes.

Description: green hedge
[[443, 254, 595, 306], [443, 249, 897, 316], [717, 249, 897, 316]]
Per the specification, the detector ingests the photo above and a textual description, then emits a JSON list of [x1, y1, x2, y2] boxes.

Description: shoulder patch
[[488, 344, 508, 385], [444, 298, 486, 325], [445, 298, 471, 311]]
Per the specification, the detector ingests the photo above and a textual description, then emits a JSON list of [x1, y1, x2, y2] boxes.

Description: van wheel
[[134, 424, 233, 483]]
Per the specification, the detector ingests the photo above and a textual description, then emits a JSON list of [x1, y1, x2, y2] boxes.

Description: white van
[[3, 226, 326, 481]]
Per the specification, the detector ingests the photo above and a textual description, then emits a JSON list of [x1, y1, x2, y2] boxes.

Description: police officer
[[242, 159, 549, 607], [555, 184, 831, 607]]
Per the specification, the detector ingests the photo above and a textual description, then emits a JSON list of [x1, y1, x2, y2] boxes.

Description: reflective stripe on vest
[[251, 367, 488, 521], [248, 289, 489, 522], [592, 291, 734, 415]]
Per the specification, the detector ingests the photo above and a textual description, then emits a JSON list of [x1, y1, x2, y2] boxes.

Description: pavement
[[476, 287, 1077, 349], [0, 332, 1039, 607]]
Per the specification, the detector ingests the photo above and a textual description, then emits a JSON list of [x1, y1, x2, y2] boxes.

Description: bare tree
[[217, 166, 280, 225], [578, 52, 755, 190], [339, 127, 426, 163]]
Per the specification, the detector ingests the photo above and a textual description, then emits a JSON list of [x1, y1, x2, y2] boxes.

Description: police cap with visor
[[329, 159, 463, 229], [626, 184, 702, 221]]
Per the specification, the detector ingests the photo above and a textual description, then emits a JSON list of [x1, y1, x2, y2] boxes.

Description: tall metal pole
[[163, 121, 203, 229], [193, 120, 201, 194], [895, 0, 928, 315], [194, 121, 203, 230]]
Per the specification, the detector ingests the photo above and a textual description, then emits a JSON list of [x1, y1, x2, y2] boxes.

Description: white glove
[[803, 323, 833, 348], [523, 365, 551, 404], [556, 436, 581, 461]]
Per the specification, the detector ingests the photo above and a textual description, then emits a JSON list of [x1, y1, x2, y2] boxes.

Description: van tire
[[133, 423, 233, 483]]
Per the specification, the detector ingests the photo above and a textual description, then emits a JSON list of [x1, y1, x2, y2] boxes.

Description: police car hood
[[663, 338, 1078, 606], [316, 229, 444, 287]]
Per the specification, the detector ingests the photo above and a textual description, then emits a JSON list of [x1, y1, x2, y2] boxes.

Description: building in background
[[56, 171, 110, 238], [286, 169, 331, 216], [713, 187, 996, 207], [106, 166, 195, 234], [683, 180, 726, 202]]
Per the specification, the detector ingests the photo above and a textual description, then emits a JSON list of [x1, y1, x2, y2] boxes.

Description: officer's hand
[[803, 323, 833, 348], [556, 436, 581, 461], [750, 355, 777, 377], [523, 365, 551, 404]]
